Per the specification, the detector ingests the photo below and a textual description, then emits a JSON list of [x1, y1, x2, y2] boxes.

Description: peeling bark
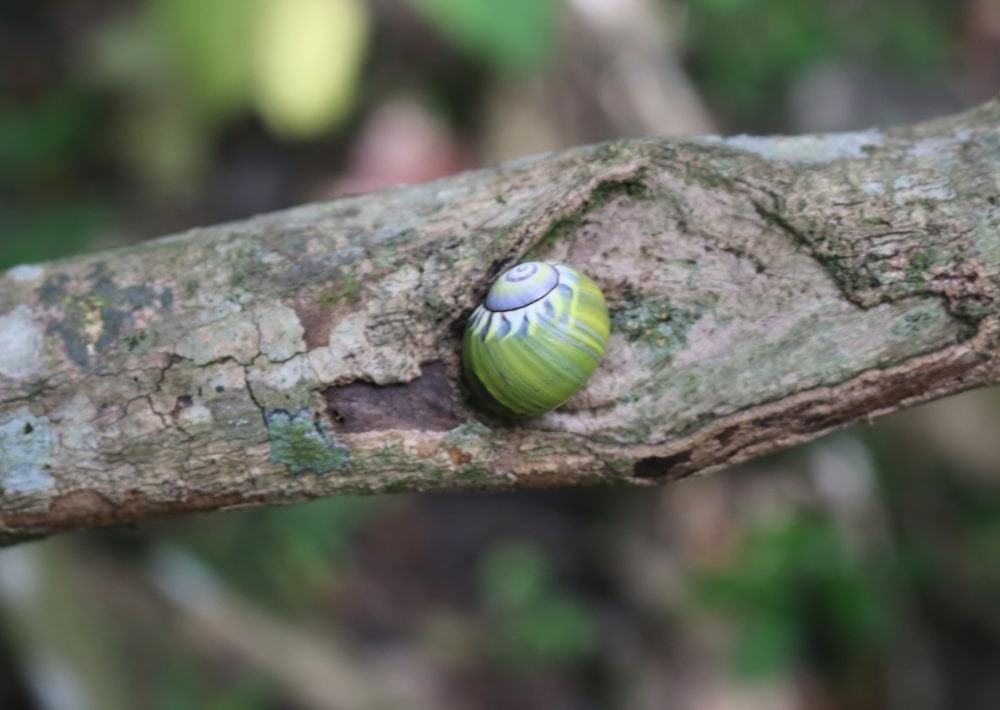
[[1, 100, 999, 543]]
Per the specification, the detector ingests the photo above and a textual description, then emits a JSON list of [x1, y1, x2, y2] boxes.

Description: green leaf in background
[[179, 497, 380, 611], [511, 597, 597, 666], [117, 89, 214, 199], [479, 541, 550, 610], [158, 659, 278, 710], [0, 197, 113, 270], [151, 0, 258, 120], [157, 659, 206, 710], [205, 675, 278, 710], [0, 92, 99, 184], [686, 0, 837, 120], [697, 0, 754, 9], [692, 513, 895, 682], [478, 540, 597, 669], [405, 0, 559, 73], [859, 0, 953, 73], [685, 0, 954, 124], [251, 0, 370, 140], [80, 8, 215, 196], [731, 606, 799, 678]]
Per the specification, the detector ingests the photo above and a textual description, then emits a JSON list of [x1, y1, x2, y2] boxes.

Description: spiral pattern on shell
[[462, 262, 610, 416]]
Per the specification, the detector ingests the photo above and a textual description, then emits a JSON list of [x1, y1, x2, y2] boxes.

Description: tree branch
[[2, 100, 998, 542]]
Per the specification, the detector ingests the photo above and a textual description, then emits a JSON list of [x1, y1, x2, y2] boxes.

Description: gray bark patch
[[0, 306, 43, 379], [41, 268, 174, 369], [0, 409, 55, 496]]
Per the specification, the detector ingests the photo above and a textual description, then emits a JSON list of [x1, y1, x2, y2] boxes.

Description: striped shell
[[462, 262, 610, 416]]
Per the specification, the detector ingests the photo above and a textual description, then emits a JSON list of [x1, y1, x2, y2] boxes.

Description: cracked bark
[[1, 100, 998, 543]]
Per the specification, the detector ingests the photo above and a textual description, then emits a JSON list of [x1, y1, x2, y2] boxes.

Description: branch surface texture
[[1, 101, 998, 541]]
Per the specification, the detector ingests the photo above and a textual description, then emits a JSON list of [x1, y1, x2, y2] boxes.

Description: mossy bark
[[1, 100, 998, 543]]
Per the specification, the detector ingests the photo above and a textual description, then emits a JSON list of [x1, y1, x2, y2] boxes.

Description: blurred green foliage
[[478, 540, 597, 669], [1, 197, 112, 271], [693, 512, 895, 680], [158, 661, 279, 710], [406, 0, 560, 73], [0, 91, 99, 184], [151, 0, 257, 120], [178, 497, 381, 612], [686, 0, 955, 123], [0, 89, 112, 270]]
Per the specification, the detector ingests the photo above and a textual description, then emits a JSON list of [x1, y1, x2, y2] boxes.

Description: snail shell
[[462, 261, 610, 416]]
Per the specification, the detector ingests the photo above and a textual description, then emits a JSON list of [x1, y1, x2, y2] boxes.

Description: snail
[[462, 261, 610, 416]]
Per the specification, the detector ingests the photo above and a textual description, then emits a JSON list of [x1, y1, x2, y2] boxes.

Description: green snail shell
[[462, 261, 611, 416]]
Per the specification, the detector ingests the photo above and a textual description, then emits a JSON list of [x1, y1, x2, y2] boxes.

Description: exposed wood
[[1, 100, 998, 543]]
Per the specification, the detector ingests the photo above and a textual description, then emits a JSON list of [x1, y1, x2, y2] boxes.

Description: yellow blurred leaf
[[251, 0, 369, 140]]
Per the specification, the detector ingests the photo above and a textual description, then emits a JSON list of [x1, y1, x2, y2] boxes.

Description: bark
[[1, 100, 998, 543]]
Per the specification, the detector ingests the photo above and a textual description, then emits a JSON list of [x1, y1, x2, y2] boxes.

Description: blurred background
[[1, 0, 999, 708]]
